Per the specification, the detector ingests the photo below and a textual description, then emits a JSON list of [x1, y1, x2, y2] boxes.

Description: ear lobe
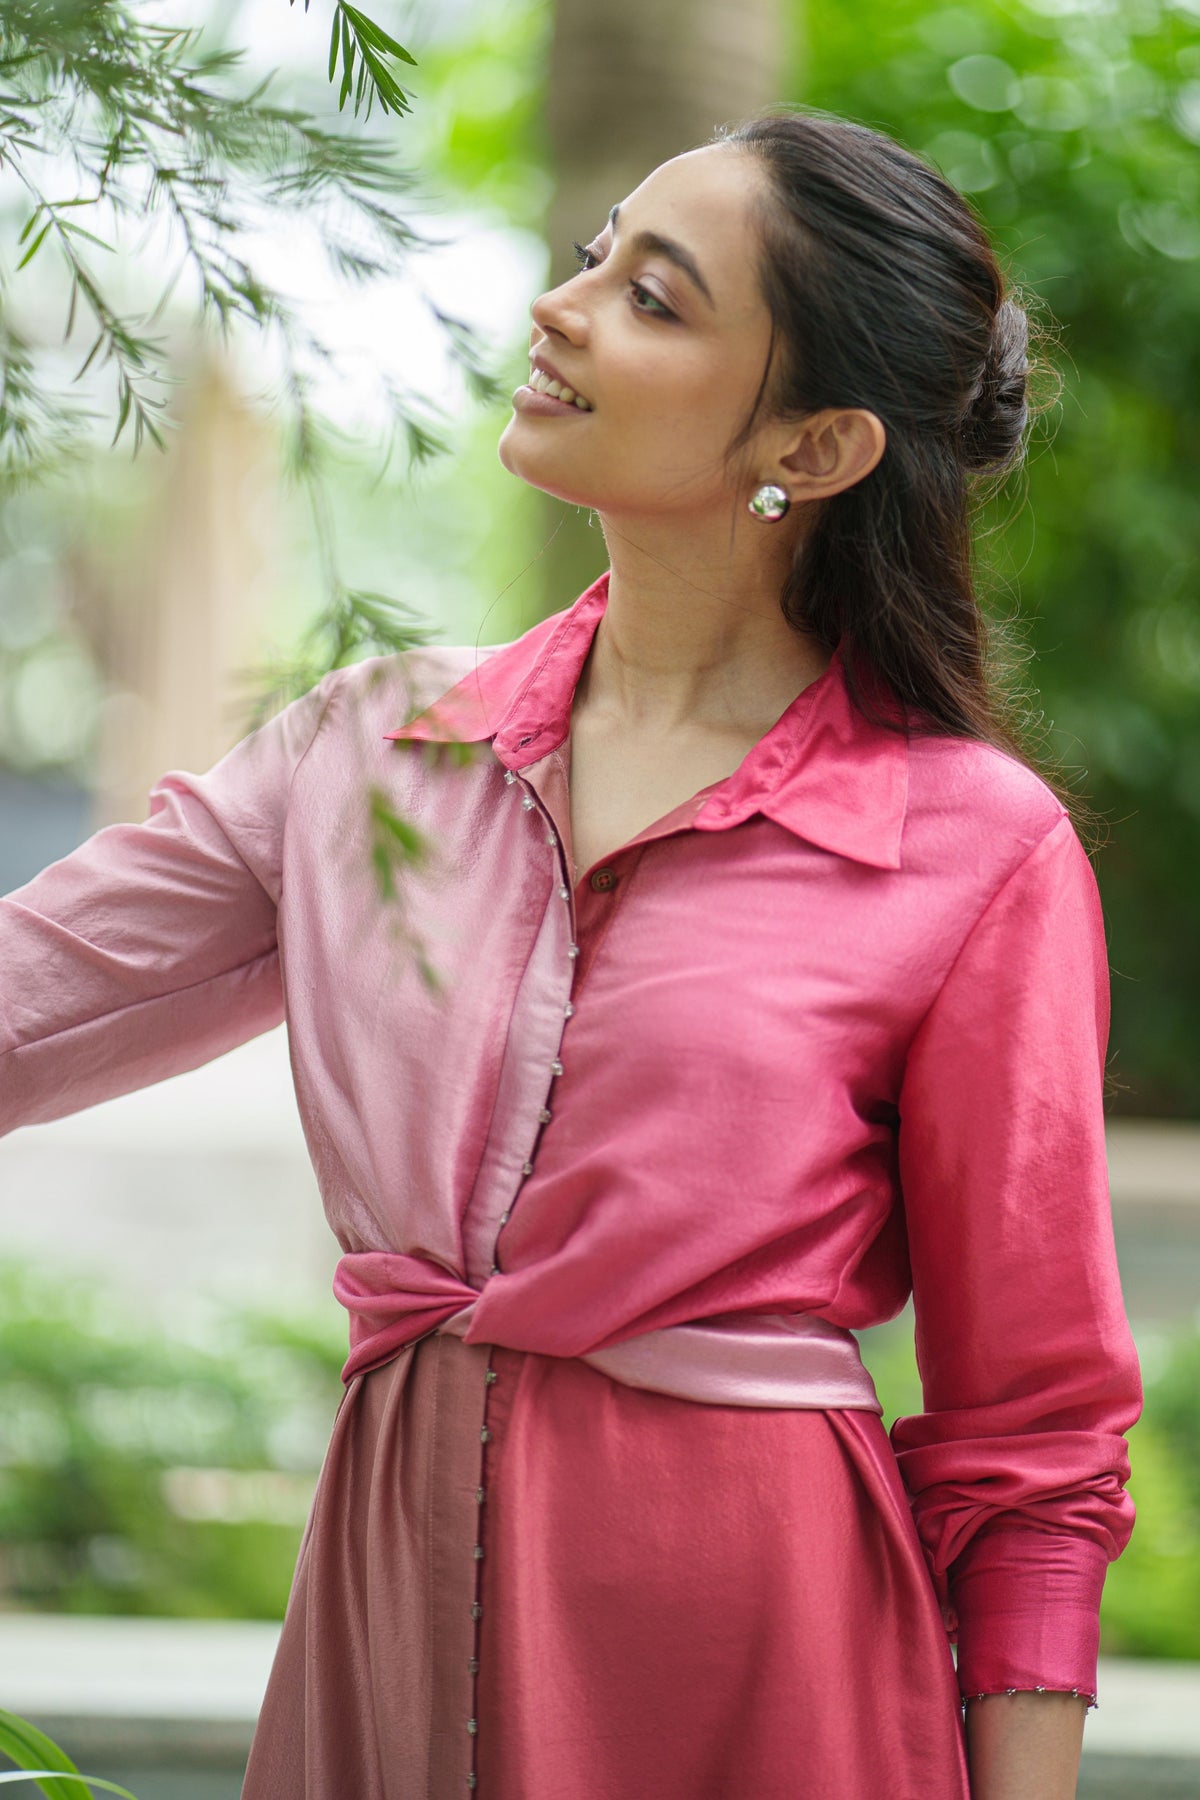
[[780, 408, 886, 498]]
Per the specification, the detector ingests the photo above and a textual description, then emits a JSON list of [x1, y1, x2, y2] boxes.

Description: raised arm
[[892, 813, 1142, 1796], [1, 670, 339, 1136]]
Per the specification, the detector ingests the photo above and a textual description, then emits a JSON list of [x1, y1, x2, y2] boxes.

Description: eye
[[628, 280, 673, 320]]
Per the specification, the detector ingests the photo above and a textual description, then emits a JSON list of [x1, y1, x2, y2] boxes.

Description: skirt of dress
[[241, 1330, 970, 1800]]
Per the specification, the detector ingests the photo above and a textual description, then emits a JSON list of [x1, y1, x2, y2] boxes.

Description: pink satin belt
[[333, 1251, 882, 1413]]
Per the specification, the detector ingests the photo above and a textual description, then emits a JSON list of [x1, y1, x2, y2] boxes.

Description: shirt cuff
[[950, 1519, 1109, 1701]]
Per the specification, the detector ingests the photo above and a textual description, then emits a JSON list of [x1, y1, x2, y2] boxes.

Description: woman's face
[[497, 144, 780, 521]]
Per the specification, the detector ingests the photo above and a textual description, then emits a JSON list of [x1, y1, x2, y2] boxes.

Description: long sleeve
[[0, 671, 338, 1137], [891, 812, 1142, 1702]]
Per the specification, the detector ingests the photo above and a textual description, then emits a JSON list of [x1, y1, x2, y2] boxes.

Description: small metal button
[[566, 942, 580, 958], [480, 1427, 491, 1443], [475, 1486, 486, 1504], [485, 1368, 498, 1383], [550, 1058, 564, 1077], [498, 1209, 510, 1225], [467, 1718, 478, 1735], [590, 867, 618, 893], [521, 794, 535, 810], [563, 1002, 575, 1018], [521, 1160, 534, 1176], [546, 831, 557, 846], [558, 884, 570, 900], [471, 1602, 483, 1619], [538, 1107, 552, 1123], [503, 770, 516, 785], [473, 1545, 484, 1560], [467, 1777, 477, 1790], [468, 1656, 480, 1674], [488, 1262, 500, 1275]]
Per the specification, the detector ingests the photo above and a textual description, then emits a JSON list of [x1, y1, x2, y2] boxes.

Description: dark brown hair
[[720, 109, 1055, 771]]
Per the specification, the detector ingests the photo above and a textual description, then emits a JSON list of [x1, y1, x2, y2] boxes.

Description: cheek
[[497, 327, 753, 505]]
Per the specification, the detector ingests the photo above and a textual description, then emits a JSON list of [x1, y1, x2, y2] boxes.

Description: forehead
[[611, 144, 768, 316]]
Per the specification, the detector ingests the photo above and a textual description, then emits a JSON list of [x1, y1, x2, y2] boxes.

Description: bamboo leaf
[[327, 5, 340, 81]]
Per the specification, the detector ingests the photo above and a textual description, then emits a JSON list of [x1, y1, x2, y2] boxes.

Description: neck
[[574, 509, 830, 736]]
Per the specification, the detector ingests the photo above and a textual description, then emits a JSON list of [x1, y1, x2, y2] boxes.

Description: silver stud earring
[[748, 483, 790, 521]]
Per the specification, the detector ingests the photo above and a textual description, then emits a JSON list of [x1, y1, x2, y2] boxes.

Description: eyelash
[[571, 240, 674, 319]]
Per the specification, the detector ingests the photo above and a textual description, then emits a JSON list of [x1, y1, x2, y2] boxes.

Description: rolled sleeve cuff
[[951, 1524, 1109, 1702]]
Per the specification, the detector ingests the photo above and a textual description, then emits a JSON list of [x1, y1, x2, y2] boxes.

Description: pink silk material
[[0, 570, 1142, 1703], [334, 1247, 883, 1409]]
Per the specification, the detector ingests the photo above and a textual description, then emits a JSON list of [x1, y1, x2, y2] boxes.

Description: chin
[[496, 426, 599, 508]]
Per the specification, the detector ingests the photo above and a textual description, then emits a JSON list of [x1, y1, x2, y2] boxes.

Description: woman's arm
[[966, 1692, 1088, 1800], [0, 668, 339, 1135], [891, 811, 1142, 1775]]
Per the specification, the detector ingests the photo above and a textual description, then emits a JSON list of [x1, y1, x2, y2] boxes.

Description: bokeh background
[[1, 0, 1199, 1794]]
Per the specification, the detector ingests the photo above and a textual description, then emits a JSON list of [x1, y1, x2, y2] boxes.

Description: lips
[[527, 357, 593, 410]]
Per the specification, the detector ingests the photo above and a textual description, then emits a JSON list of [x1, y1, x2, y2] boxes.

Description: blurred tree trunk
[[536, 0, 790, 622], [89, 352, 280, 827]]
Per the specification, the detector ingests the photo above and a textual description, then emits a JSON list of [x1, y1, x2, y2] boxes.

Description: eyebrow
[[608, 203, 716, 310]]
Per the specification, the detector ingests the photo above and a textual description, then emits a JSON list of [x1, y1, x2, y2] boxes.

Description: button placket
[[465, 1352, 500, 1790], [463, 763, 583, 1793], [491, 763, 580, 1269]]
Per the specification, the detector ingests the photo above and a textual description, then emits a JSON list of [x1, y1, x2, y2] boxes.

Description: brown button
[[589, 867, 618, 893]]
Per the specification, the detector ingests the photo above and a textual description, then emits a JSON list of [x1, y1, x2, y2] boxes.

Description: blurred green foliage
[[861, 1314, 1200, 1659], [799, 0, 1200, 1111], [0, 1264, 343, 1619]]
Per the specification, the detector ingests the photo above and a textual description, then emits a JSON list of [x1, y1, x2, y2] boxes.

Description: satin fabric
[[241, 1330, 970, 1800], [333, 1246, 883, 1408], [0, 570, 1141, 1711]]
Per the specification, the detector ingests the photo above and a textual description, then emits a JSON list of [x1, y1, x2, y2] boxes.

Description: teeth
[[529, 368, 592, 410]]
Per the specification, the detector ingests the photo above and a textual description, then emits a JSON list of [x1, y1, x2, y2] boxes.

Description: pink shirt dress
[[0, 571, 1141, 1799]]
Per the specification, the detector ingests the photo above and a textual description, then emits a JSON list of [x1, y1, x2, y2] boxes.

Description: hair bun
[[960, 298, 1029, 475]]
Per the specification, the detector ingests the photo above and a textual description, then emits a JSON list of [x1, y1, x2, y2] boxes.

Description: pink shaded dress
[[0, 573, 1141, 1798]]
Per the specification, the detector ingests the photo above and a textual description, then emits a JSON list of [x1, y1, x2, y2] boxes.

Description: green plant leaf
[[327, 5, 339, 80], [14, 221, 51, 270], [0, 1708, 142, 1798], [339, 3, 417, 64], [0, 1778, 140, 1795]]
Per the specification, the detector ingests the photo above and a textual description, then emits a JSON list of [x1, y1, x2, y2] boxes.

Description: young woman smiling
[[0, 112, 1140, 1799]]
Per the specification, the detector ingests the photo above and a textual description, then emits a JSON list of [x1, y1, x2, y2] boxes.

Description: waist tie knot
[[333, 1250, 882, 1413]]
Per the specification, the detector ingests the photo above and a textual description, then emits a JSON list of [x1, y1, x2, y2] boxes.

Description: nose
[[530, 268, 587, 346]]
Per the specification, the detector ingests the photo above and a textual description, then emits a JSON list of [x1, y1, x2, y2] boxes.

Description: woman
[[0, 111, 1140, 1799]]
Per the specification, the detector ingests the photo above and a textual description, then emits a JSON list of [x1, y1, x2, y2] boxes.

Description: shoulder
[[902, 730, 1074, 885], [295, 640, 513, 761]]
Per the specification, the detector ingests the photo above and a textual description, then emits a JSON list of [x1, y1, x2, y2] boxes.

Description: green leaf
[[339, 3, 418, 64], [15, 221, 51, 270], [0, 1778, 140, 1795], [0, 1709, 142, 1799], [338, 11, 355, 111], [327, 6, 340, 81]]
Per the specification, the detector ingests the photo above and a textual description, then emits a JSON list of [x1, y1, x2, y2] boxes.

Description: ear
[[774, 408, 886, 502]]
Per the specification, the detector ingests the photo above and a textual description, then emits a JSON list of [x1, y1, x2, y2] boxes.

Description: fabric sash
[[333, 1250, 882, 1413]]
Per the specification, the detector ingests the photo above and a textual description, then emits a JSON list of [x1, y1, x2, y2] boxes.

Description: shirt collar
[[384, 570, 909, 870]]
